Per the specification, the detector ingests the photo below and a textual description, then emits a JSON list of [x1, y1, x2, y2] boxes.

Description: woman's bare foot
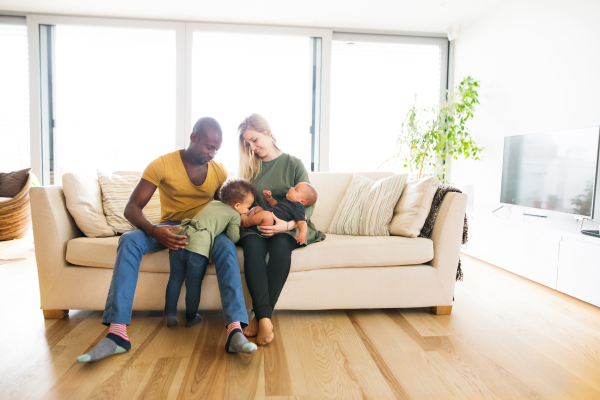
[[257, 318, 274, 345], [243, 316, 258, 337]]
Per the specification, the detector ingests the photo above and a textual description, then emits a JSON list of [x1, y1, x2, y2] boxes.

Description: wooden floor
[[1, 233, 600, 399]]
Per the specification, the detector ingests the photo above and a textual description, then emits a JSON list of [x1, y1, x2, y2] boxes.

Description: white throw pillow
[[97, 171, 161, 234], [62, 172, 115, 238], [328, 173, 408, 236], [389, 176, 439, 237]]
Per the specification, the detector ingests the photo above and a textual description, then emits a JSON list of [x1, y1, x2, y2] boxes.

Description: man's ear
[[190, 132, 198, 143]]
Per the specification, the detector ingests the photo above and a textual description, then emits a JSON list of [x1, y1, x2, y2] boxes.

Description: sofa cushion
[[308, 171, 393, 232], [389, 176, 439, 237], [62, 172, 116, 238], [327, 174, 408, 236], [0, 168, 30, 198], [97, 171, 162, 234], [66, 234, 433, 274]]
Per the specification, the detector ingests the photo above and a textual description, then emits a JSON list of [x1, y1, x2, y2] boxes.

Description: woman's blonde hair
[[238, 113, 280, 179]]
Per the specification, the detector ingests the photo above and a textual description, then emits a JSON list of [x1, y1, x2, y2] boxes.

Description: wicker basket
[[0, 172, 33, 241]]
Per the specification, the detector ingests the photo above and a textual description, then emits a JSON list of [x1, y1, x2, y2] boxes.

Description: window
[[25, 16, 448, 180], [328, 35, 446, 173], [190, 30, 320, 174], [0, 20, 29, 173], [48, 25, 177, 183]]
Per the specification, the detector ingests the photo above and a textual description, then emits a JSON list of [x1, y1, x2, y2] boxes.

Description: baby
[[164, 178, 257, 354], [241, 182, 318, 245]]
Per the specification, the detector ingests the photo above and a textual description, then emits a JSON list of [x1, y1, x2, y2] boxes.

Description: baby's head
[[219, 178, 257, 215], [286, 182, 318, 207]]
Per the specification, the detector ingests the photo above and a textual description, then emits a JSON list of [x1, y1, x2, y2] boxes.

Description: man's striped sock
[[109, 323, 129, 341]]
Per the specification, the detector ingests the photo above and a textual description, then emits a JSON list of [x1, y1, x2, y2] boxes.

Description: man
[[77, 117, 254, 363]]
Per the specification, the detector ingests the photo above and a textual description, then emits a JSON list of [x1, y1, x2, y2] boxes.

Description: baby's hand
[[263, 190, 272, 199], [296, 232, 306, 245]]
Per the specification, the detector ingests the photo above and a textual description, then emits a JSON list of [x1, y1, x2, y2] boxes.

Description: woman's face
[[242, 128, 274, 159]]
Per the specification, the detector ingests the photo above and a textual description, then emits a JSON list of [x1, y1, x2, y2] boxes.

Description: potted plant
[[380, 76, 484, 182]]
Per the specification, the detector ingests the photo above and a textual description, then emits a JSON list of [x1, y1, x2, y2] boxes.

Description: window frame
[[24, 14, 448, 180], [26, 14, 185, 182], [184, 22, 332, 171]]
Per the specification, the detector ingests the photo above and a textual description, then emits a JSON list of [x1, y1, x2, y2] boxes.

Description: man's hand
[[263, 190, 272, 199], [296, 232, 306, 245], [152, 225, 188, 250]]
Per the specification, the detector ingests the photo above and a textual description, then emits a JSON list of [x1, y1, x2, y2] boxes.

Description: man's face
[[189, 129, 222, 165]]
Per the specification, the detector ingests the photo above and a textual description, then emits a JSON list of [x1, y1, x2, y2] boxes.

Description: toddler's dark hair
[[219, 178, 257, 206]]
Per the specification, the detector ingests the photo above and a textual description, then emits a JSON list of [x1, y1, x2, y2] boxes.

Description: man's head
[[286, 182, 318, 207], [188, 117, 223, 165]]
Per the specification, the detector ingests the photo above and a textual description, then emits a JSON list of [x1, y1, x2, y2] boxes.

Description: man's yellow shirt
[[141, 150, 228, 222]]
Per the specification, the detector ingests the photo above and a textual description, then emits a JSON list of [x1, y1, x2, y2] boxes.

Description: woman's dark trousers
[[239, 233, 300, 320]]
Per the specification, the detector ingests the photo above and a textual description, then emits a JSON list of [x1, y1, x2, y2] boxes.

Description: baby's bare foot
[[243, 316, 258, 337], [257, 318, 274, 346]]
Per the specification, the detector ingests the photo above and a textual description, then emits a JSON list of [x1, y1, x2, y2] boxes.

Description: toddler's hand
[[263, 190, 272, 199], [296, 232, 306, 245]]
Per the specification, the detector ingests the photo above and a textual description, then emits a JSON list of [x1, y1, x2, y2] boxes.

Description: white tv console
[[462, 209, 600, 307]]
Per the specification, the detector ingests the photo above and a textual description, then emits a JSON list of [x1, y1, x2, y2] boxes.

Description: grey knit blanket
[[418, 184, 467, 281]]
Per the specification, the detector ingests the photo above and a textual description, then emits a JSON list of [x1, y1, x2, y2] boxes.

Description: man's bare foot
[[243, 316, 258, 337], [257, 318, 274, 346]]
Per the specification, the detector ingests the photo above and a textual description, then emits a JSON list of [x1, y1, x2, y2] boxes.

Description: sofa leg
[[43, 309, 69, 319], [430, 306, 452, 315]]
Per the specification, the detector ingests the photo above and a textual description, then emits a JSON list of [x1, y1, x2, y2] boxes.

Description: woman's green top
[[239, 153, 326, 246]]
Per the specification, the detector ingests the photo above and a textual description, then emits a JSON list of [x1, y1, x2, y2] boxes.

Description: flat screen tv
[[500, 127, 600, 217]]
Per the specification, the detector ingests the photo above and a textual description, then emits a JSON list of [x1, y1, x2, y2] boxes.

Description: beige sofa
[[30, 172, 467, 319]]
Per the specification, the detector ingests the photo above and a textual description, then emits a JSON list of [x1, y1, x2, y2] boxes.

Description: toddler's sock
[[225, 321, 257, 354], [185, 314, 203, 328], [76, 323, 131, 363], [166, 315, 178, 327]]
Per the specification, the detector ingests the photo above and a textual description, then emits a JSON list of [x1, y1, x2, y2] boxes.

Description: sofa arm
[[429, 192, 468, 304], [30, 186, 83, 308]]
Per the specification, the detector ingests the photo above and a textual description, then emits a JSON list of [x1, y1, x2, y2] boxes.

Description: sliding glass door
[[328, 34, 447, 173], [26, 16, 448, 181], [188, 27, 326, 174], [0, 19, 29, 173], [28, 16, 183, 184]]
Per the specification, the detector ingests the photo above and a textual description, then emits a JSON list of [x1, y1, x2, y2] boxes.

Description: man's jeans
[[102, 222, 248, 327]]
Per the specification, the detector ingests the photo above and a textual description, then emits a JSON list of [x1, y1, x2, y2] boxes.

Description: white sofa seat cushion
[[290, 234, 433, 272], [66, 234, 433, 274], [66, 236, 244, 275]]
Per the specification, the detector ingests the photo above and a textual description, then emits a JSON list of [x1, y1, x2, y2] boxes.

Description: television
[[500, 127, 600, 217]]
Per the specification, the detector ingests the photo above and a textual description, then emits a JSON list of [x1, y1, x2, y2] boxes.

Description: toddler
[[241, 182, 318, 245], [165, 178, 257, 354]]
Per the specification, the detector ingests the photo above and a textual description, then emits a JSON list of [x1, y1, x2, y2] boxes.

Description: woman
[[238, 114, 325, 345]]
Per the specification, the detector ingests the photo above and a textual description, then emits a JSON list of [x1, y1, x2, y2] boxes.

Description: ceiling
[[0, 0, 504, 36]]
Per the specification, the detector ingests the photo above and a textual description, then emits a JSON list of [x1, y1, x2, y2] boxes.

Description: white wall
[[450, 0, 600, 230]]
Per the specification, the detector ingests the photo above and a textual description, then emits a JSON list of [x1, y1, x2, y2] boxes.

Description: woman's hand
[[258, 214, 292, 237]]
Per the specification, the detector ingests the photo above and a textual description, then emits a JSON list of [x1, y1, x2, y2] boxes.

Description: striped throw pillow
[[97, 171, 161, 234], [328, 173, 408, 236]]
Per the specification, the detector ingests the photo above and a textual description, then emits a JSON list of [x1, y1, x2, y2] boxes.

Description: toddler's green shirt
[[178, 201, 241, 261]]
